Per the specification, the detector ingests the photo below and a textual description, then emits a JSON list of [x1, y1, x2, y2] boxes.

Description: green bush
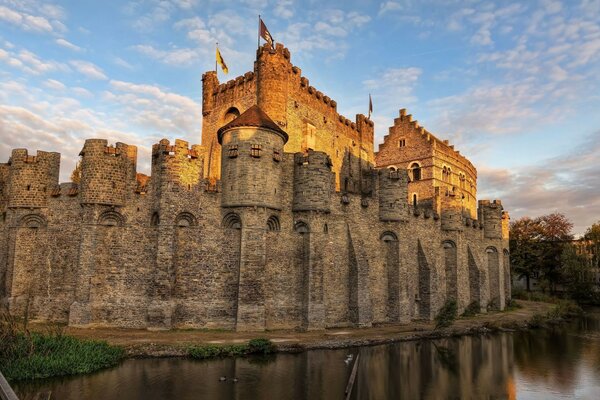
[[461, 301, 480, 317], [504, 299, 522, 311], [188, 338, 275, 360], [435, 299, 458, 330], [547, 299, 583, 319], [248, 338, 275, 354], [1, 333, 123, 381], [528, 313, 546, 328]]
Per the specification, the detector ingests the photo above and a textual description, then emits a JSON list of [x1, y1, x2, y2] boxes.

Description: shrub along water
[[188, 338, 275, 360], [434, 299, 458, 330], [1, 310, 123, 381]]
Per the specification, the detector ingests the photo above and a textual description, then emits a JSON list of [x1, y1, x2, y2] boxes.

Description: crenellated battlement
[[293, 149, 334, 213], [5, 148, 60, 209]]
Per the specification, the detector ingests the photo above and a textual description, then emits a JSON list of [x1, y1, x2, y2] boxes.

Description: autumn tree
[[510, 217, 543, 291], [510, 213, 574, 293], [537, 213, 574, 293], [70, 161, 81, 184]]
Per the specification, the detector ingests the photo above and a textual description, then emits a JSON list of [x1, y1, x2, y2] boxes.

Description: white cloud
[[0, 3, 63, 34], [69, 60, 107, 80], [114, 57, 135, 70], [133, 44, 199, 66], [0, 47, 67, 75], [274, 0, 294, 19], [55, 38, 81, 51], [478, 132, 600, 236], [43, 79, 66, 91], [378, 1, 404, 16]]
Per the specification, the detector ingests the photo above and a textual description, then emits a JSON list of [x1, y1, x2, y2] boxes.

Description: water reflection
[[14, 311, 600, 400]]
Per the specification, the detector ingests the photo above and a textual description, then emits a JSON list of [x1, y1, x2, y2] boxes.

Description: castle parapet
[[7, 149, 60, 208], [79, 139, 137, 206], [479, 199, 503, 239], [150, 138, 204, 194], [440, 186, 464, 232], [293, 150, 334, 213], [378, 167, 408, 222]]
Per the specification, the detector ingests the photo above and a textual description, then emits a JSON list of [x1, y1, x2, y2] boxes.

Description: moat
[[12, 309, 600, 400]]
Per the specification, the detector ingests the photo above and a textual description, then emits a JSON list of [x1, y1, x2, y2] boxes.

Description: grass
[[188, 338, 275, 360], [434, 299, 458, 330], [1, 309, 123, 381], [461, 301, 480, 317], [0, 333, 124, 381]]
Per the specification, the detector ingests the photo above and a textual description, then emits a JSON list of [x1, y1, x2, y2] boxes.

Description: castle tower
[[292, 150, 334, 213], [440, 188, 464, 231], [7, 149, 60, 209], [479, 200, 503, 239], [219, 105, 288, 210], [218, 105, 288, 331], [150, 139, 203, 196], [378, 168, 409, 221], [79, 139, 137, 206], [255, 43, 291, 128]]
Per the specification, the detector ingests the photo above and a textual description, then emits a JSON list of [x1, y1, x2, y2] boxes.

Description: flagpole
[[257, 15, 261, 50], [215, 42, 218, 75]]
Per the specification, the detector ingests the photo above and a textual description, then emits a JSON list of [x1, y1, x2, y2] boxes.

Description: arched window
[[98, 210, 125, 227], [412, 193, 418, 207], [18, 214, 46, 228], [151, 212, 160, 226], [442, 166, 448, 182], [294, 220, 310, 234], [222, 213, 241, 229], [267, 215, 280, 232], [380, 231, 398, 242], [175, 212, 197, 227], [223, 107, 240, 124], [410, 162, 421, 181]]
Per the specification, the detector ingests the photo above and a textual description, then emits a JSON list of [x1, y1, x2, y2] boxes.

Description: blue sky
[[0, 0, 599, 235]]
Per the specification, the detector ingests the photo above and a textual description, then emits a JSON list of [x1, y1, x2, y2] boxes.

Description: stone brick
[[0, 42, 511, 331]]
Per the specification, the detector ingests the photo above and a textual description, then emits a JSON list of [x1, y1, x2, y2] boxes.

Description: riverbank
[[25, 300, 560, 358]]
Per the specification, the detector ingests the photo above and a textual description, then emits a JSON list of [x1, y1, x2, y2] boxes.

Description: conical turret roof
[[217, 105, 288, 144]]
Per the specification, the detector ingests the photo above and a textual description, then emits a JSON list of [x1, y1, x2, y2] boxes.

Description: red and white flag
[[260, 17, 274, 49]]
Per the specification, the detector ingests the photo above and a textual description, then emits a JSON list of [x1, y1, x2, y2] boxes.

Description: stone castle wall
[[202, 44, 374, 194], [0, 42, 510, 331], [0, 137, 509, 331]]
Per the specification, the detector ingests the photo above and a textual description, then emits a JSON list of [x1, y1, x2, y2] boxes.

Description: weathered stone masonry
[[0, 43, 510, 331]]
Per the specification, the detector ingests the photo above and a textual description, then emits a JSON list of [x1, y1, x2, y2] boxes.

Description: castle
[[0, 43, 510, 331]]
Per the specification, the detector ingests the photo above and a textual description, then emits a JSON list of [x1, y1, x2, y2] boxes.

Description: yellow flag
[[216, 47, 228, 74]]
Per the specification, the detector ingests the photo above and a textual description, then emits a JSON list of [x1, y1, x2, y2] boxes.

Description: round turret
[[79, 139, 137, 206], [7, 149, 60, 208], [378, 168, 408, 221], [292, 150, 333, 213], [256, 43, 291, 126], [219, 105, 288, 210]]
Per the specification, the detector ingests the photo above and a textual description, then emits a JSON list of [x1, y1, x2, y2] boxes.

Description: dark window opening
[[273, 150, 281, 162], [228, 145, 239, 158], [413, 194, 418, 207], [410, 163, 421, 181], [250, 144, 262, 158]]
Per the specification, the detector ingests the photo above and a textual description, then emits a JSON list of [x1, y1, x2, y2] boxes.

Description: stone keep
[[0, 42, 510, 331]]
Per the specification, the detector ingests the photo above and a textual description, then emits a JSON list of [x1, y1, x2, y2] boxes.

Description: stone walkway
[[29, 300, 553, 357]]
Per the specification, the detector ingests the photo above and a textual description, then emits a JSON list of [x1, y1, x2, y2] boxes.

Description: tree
[[510, 213, 574, 293], [560, 243, 593, 301], [537, 213, 574, 294], [584, 221, 600, 269], [70, 162, 81, 184], [510, 217, 543, 291]]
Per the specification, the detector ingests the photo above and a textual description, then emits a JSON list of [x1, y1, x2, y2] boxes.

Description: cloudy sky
[[0, 0, 599, 235]]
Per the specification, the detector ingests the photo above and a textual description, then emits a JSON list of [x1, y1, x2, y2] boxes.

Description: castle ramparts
[[0, 42, 510, 331]]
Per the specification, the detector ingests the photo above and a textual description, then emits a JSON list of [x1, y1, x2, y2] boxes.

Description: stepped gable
[[217, 104, 288, 144]]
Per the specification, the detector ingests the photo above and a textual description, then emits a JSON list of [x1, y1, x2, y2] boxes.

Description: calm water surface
[[14, 310, 600, 399]]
